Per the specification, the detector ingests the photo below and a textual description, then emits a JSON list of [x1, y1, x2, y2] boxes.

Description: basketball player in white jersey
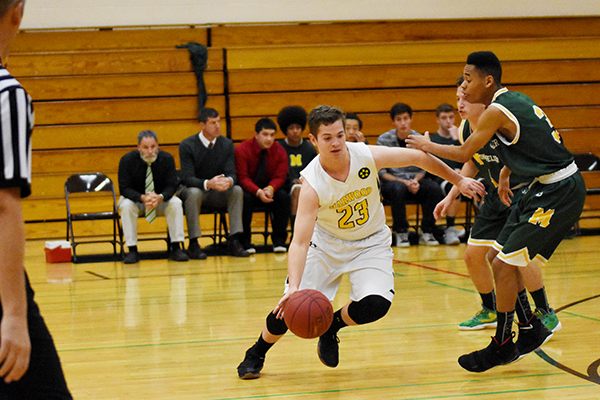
[[237, 105, 486, 379]]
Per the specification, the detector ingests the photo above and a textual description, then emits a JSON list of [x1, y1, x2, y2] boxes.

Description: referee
[[0, 1, 72, 398]]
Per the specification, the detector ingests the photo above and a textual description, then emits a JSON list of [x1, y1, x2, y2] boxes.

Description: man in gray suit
[[178, 108, 248, 258]]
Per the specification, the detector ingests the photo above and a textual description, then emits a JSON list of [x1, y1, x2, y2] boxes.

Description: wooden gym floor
[[26, 234, 600, 399]]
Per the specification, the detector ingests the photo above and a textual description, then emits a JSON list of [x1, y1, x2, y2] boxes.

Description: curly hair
[[277, 106, 307, 136]]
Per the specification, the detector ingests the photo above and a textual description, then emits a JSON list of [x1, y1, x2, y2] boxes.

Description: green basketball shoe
[[534, 308, 562, 333], [459, 306, 497, 331]]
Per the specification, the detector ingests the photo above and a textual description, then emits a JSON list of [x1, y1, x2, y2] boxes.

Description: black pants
[[242, 189, 290, 247], [381, 178, 443, 233], [0, 274, 72, 400]]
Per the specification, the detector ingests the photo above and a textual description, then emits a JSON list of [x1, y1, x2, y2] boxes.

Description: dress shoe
[[228, 239, 249, 257], [123, 251, 140, 264], [187, 242, 208, 260], [170, 247, 190, 262]]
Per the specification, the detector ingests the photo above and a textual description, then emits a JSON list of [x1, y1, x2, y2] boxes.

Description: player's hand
[[0, 315, 31, 383], [274, 290, 296, 319], [456, 178, 486, 201], [498, 167, 513, 207], [434, 197, 452, 221], [498, 185, 513, 207], [406, 132, 431, 151]]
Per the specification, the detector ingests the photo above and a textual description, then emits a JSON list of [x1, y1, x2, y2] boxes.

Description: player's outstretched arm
[[371, 145, 486, 201], [406, 108, 506, 163], [274, 180, 319, 319]]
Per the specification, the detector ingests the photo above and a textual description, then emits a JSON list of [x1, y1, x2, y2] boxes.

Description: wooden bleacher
[[11, 17, 600, 240]]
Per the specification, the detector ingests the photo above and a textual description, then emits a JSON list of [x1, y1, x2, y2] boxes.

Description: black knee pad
[[266, 311, 288, 335], [347, 295, 391, 325]]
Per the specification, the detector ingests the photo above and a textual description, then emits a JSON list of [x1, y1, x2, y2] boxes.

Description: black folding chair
[[65, 173, 123, 262]]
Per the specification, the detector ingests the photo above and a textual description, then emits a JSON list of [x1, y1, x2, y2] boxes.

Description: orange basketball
[[284, 289, 334, 339]]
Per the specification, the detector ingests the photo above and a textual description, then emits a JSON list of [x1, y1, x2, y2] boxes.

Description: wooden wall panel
[[14, 27, 209, 53], [10, 48, 224, 77], [22, 71, 224, 101], [226, 38, 600, 70], [211, 17, 600, 47]]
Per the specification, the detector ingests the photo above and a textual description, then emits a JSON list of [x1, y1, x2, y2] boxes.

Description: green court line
[[560, 311, 600, 322], [425, 281, 600, 322], [386, 385, 595, 400], [57, 321, 461, 353], [426, 280, 477, 293], [59, 336, 255, 352], [57, 307, 599, 353], [210, 378, 588, 400]]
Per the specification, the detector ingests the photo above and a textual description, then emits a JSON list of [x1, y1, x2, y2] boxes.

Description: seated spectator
[[277, 106, 317, 235], [118, 130, 189, 263], [344, 113, 368, 143], [236, 118, 291, 253], [178, 108, 249, 259], [377, 103, 444, 246], [429, 103, 465, 245]]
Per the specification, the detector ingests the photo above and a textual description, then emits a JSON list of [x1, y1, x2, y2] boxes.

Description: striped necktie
[[145, 163, 156, 223]]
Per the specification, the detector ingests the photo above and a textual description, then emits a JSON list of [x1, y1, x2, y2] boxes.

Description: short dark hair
[[138, 130, 158, 144], [277, 106, 307, 135], [390, 103, 412, 120], [435, 103, 454, 117], [0, 0, 23, 18], [255, 117, 277, 134], [198, 107, 219, 123], [307, 105, 345, 136], [344, 113, 362, 130], [466, 51, 502, 86]]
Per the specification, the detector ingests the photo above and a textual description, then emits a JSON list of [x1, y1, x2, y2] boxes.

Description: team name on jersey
[[330, 187, 373, 209], [473, 153, 501, 165]]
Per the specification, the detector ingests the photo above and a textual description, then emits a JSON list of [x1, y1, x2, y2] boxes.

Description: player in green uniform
[[407, 51, 585, 372], [438, 81, 560, 333]]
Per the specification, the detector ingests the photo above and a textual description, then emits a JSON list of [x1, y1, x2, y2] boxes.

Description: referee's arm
[[0, 84, 33, 383]]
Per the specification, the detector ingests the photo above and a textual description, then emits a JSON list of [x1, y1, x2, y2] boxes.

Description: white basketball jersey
[[300, 142, 386, 241]]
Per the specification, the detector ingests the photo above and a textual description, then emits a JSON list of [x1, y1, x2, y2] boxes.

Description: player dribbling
[[237, 105, 486, 379]]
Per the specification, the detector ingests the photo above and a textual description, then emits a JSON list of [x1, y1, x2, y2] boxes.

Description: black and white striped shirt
[[0, 63, 33, 198]]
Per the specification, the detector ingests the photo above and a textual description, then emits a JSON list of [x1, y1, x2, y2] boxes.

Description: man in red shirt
[[235, 118, 290, 253]]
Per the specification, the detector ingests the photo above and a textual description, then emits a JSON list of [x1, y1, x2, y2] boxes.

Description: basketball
[[284, 289, 334, 339]]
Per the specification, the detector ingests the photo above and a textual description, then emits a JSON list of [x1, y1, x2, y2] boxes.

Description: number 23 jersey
[[300, 142, 386, 241]]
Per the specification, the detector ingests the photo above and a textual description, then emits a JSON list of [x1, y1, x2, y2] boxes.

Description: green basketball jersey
[[489, 88, 574, 180], [459, 118, 529, 189]]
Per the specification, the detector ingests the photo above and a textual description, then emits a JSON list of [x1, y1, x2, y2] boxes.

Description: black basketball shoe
[[458, 333, 520, 372], [515, 315, 553, 360], [317, 331, 340, 367], [237, 349, 265, 379]]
